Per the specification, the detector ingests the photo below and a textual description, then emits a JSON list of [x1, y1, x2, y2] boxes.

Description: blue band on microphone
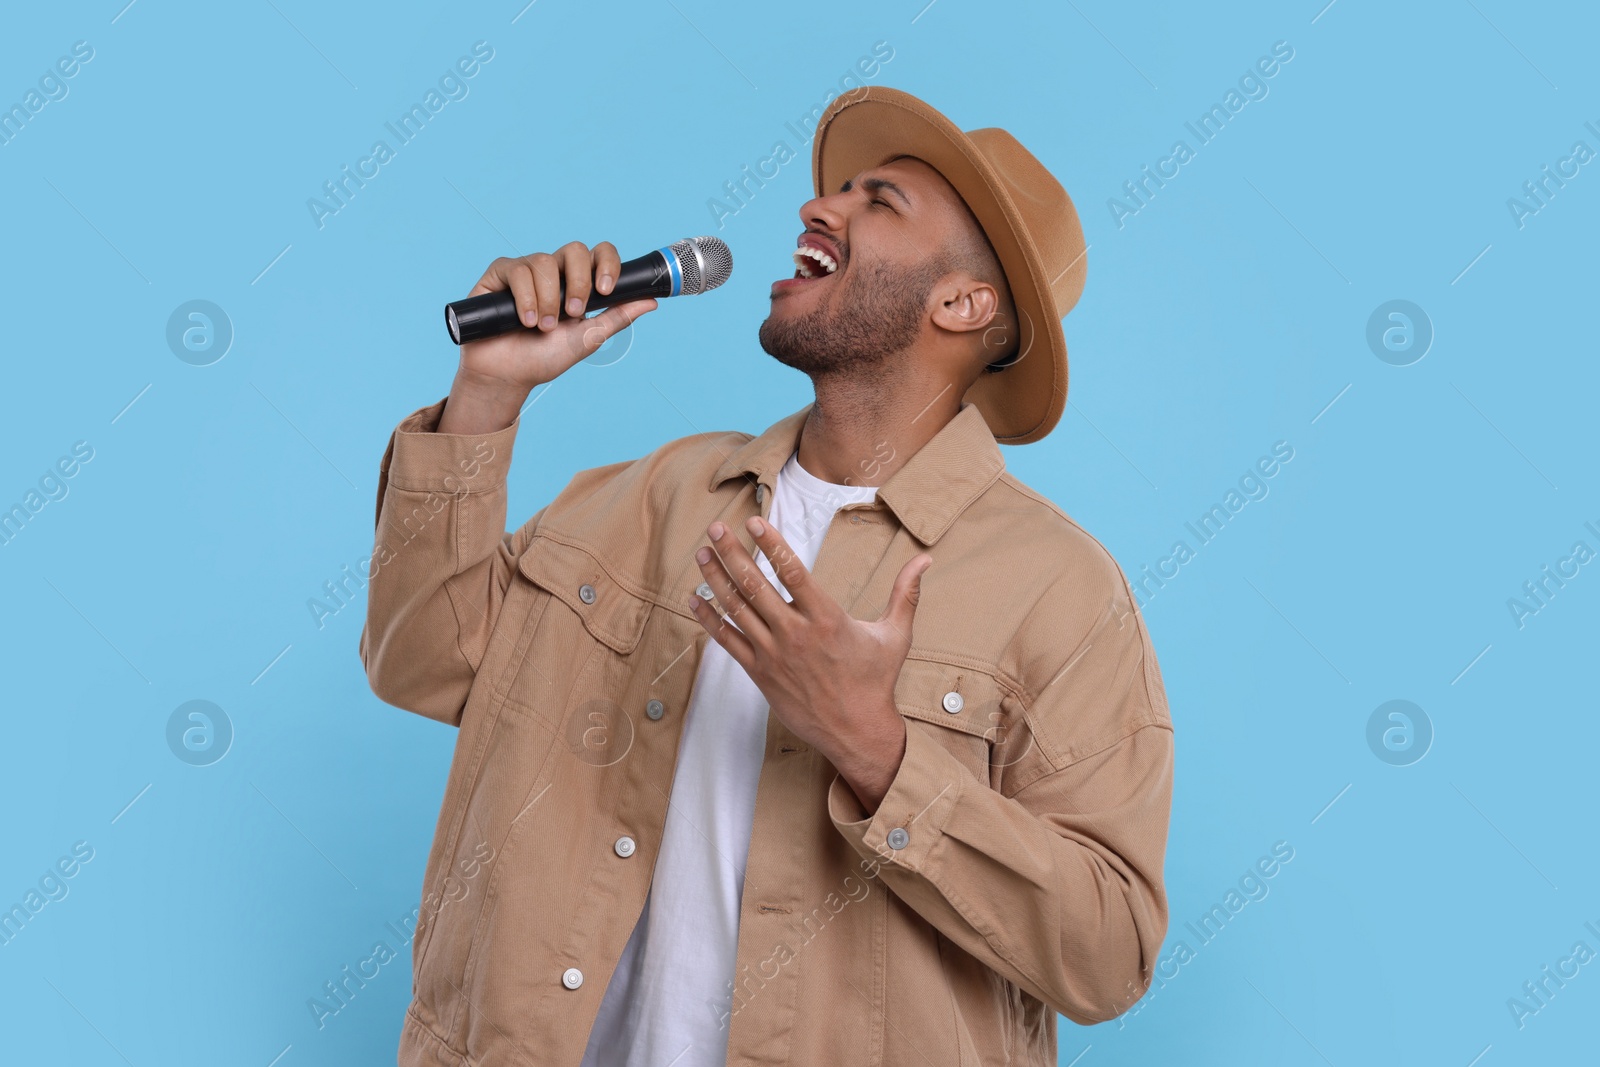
[[658, 245, 682, 297]]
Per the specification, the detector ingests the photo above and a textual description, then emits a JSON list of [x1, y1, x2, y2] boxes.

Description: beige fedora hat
[[811, 86, 1087, 445]]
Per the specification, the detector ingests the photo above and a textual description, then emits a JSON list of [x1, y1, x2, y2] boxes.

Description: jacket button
[[695, 582, 713, 600], [561, 967, 584, 989], [941, 691, 964, 714], [887, 827, 910, 850], [578, 584, 597, 605], [645, 699, 665, 721], [614, 836, 636, 858]]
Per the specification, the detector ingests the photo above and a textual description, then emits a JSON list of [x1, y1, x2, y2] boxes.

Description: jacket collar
[[708, 399, 1007, 547]]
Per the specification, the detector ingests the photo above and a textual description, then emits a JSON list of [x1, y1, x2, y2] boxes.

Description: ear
[[928, 274, 1001, 337]]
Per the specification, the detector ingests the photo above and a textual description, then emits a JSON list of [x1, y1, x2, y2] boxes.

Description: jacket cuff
[[385, 396, 519, 493], [827, 724, 967, 875]]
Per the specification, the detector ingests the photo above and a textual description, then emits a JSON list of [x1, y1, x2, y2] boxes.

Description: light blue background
[[2, 1, 1595, 1064]]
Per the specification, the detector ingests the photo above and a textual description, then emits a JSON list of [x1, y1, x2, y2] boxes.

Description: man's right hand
[[438, 242, 659, 435]]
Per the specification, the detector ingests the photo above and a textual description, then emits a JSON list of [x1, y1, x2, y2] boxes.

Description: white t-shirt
[[580, 449, 878, 1067]]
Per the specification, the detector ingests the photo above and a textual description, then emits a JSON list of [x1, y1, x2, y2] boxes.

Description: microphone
[[444, 236, 734, 345]]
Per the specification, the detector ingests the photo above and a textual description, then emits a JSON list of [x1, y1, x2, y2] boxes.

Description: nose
[[798, 187, 848, 238]]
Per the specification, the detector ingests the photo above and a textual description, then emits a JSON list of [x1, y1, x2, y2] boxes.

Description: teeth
[[793, 246, 837, 278]]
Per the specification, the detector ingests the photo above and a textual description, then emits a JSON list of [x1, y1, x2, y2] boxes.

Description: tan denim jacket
[[360, 394, 1174, 1066]]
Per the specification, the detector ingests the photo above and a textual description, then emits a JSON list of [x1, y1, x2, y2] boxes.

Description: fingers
[[687, 587, 757, 673], [468, 242, 619, 330], [558, 241, 593, 319], [743, 517, 819, 616], [697, 521, 785, 642], [879, 553, 932, 647], [570, 299, 656, 360], [593, 242, 621, 297], [526, 253, 562, 331], [469, 257, 538, 326], [507, 259, 543, 328]]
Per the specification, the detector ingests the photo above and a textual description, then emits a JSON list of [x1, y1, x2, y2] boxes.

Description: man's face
[[758, 157, 968, 378]]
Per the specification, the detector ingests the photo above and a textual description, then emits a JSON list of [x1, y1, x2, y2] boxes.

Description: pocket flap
[[516, 535, 653, 655], [893, 657, 1009, 741]]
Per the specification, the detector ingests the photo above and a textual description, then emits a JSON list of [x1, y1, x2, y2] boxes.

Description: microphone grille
[[670, 236, 734, 296]]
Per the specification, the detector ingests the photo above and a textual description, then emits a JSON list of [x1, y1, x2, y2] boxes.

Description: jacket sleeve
[[358, 397, 545, 728], [826, 582, 1174, 1026]]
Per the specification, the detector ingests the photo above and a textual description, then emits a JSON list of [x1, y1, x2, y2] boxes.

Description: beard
[[759, 256, 941, 379]]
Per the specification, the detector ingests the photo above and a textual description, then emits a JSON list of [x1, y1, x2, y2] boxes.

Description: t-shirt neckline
[[778, 450, 879, 502]]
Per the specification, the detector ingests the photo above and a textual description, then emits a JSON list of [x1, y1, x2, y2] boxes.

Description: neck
[[796, 363, 966, 487]]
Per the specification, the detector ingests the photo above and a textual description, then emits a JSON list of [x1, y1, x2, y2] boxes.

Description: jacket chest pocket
[[892, 658, 1022, 790], [500, 535, 656, 762]]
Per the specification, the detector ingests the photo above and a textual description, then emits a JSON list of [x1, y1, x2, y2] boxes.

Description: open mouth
[[773, 244, 840, 293], [792, 245, 838, 280]]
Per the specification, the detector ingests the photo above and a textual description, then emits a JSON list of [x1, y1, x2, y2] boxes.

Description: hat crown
[[964, 127, 1087, 315]]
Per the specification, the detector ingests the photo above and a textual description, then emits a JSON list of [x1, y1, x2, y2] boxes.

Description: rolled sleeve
[[360, 397, 535, 727], [827, 723, 968, 874], [382, 397, 520, 494]]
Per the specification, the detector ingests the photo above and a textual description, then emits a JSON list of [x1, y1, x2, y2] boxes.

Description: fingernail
[[687, 593, 700, 610], [696, 547, 712, 564], [567, 297, 583, 316], [523, 310, 537, 326], [598, 274, 613, 294], [709, 523, 724, 540], [748, 517, 765, 535], [540, 315, 557, 331]]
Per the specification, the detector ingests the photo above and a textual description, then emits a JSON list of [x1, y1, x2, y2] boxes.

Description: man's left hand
[[687, 516, 931, 813]]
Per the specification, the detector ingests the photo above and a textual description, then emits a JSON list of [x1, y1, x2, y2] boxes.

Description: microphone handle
[[445, 249, 676, 345]]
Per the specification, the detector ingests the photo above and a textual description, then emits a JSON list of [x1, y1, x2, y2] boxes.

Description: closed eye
[[840, 178, 906, 213]]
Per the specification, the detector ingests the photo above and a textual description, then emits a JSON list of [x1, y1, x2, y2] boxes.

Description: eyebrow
[[840, 176, 912, 207]]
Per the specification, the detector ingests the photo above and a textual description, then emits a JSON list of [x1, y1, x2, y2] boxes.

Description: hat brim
[[811, 88, 1067, 445]]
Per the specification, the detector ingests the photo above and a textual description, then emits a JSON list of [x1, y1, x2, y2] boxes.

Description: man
[[361, 85, 1174, 1067]]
